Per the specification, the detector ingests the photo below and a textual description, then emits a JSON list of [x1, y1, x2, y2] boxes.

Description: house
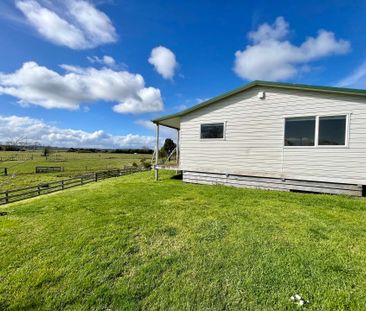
[[152, 81, 366, 196]]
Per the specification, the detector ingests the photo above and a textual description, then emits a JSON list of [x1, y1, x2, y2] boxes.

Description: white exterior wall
[[180, 86, 366, 185]]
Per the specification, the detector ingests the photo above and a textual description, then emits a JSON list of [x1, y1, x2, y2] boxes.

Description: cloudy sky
[[0, 0, 365, 148]]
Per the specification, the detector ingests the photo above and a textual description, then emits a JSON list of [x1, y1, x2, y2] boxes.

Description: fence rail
[[0, 167, 149, 205], [35, 166, 64, 173], [0, 156, 34, 162]]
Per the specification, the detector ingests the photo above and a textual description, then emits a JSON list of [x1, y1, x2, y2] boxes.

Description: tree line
[[0, 138, 176, 156]]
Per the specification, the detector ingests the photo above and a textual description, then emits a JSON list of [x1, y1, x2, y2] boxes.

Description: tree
[[3, 145, 21, 151], [160, 138, 176, 158], [43, 147, 51, 159]]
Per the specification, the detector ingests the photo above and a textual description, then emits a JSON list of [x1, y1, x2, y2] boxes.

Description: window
[[284, 117, 316, 146], [284, 114, 349, 147], [200, 123, 224, 139], [318, 115, 346, 146]]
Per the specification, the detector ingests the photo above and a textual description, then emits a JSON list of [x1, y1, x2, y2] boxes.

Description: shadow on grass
[[170, 173, 182, 180]]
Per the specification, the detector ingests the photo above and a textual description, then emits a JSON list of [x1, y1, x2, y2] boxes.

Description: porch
[[152, 116, 181, 180], [156, 163, 180, 170]]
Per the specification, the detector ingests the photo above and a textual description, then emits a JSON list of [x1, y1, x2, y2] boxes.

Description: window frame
[[283, 116, 317, 147], [317, 114, 349, 148], [283, 113, 350, 149], [200, 122, 226, 140]]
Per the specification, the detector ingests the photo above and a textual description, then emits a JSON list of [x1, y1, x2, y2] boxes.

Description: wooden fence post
[[5, 191, 8, 204], [61, 180, 64, 190], [4, 168, 7, 176], [37, 186, 41, 196], [94, 172, 98, 182]]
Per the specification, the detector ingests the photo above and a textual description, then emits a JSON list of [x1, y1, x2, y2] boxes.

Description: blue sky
[[0, 0, 366, 148]]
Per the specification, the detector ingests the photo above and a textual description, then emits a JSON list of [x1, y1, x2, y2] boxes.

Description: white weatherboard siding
[[180, 86, 366, 185]]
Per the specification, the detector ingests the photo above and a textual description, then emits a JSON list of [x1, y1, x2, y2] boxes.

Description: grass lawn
[[1, 171, 366, 310]]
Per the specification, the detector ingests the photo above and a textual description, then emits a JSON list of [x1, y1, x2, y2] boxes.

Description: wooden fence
[[0, 167, 149, 205], [0, 168, 7, 176], [0, 155, 34, 162], [35, 166, 64, 173]]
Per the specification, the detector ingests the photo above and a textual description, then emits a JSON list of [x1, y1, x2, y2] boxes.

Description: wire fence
[[0, 167, 149, 205], [0, 155, 34, 162]]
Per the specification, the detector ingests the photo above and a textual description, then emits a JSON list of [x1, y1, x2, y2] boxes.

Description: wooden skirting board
[[183, 171, 363, 196]]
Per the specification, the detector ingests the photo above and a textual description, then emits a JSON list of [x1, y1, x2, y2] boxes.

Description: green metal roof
[[152, 80, 366, 125]]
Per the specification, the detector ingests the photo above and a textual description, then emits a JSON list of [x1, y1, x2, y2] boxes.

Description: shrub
[[43, 147, 51, 158], [110, 148, 153, 154], [140, 158, 152, 169]]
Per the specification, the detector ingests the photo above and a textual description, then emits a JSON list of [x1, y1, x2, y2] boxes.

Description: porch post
[[155, 123, 159, 181], [176, 129, 180, 166]]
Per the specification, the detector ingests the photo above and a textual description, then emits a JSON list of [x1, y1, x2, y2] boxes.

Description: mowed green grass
[[1, 171, 366, 310], [0, 151, 149, 191]]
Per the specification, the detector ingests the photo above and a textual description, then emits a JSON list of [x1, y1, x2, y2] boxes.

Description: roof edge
[[153, 80, 366, 123]]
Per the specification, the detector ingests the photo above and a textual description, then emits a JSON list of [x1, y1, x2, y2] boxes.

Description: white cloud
[[135, 119, 177, 139], [148, 46, 178, 79], [0, 115, 156, 149], [173, 97, 209, 112], [337, 61, 366, 88], [248, 16, 289, 43], [66, 0, 116, 46], [87, 55, 116, 67], [135, 119, 155, 131], [0, 61, 164, 114], [234, 17, 350, 81], [15, 0, 117, 49], [113, 87, 163, 114], [195, 97, 210, 103], [175, 104, 188, 111]]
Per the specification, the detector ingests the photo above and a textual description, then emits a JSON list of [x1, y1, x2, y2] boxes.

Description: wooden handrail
[[165, 147, 177, 163]]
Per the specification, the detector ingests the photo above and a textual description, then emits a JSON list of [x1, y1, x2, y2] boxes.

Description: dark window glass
[[285, 117, 315, 146], [318, 116, 346, 145], [201, 123, 224, 139]]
